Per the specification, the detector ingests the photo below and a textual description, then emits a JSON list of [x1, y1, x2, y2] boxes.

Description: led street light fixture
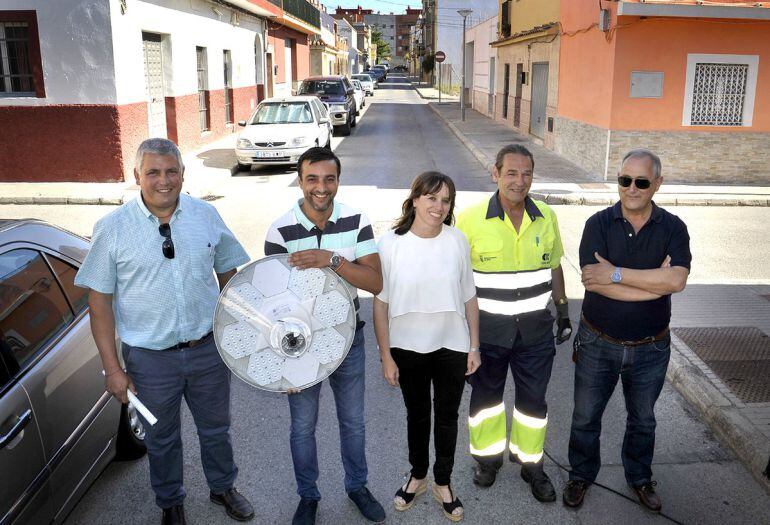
[[213, 255, 356, 392]]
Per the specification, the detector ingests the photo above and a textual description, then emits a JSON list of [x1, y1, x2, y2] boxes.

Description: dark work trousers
[[122, 335, 237, 509], [468, 332, 555, 468], [390, 347, 468, 486]]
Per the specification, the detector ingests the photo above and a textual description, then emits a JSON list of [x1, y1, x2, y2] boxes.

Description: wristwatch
[[329, 252, 344, 272], [611, 266, 622, 283]]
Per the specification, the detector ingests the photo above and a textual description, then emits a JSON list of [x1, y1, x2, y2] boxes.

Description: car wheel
[[351, 112, 357, 128], [237, 162, 251, 172], [114, 402, 147, 461], [325, 136, 332, 150], [362, 98, 366, 107]]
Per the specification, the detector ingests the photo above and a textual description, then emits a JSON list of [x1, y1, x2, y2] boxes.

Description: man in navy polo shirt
[[563, 149, 691, 513]]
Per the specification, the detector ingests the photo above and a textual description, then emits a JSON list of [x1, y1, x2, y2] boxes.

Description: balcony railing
[[268, 0, 320, 28]]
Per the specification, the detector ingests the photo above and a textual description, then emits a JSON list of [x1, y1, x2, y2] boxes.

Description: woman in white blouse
[[373, 171, 480, 522]]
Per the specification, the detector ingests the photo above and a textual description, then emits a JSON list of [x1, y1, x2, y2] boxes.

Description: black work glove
[[555, 302, 573, 345]]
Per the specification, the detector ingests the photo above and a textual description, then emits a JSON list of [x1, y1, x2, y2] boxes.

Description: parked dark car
[[364, 68, 385, 82], [297, 76, 357, 136], [0, 219, 146, 525], [392, 65, 408, 72]]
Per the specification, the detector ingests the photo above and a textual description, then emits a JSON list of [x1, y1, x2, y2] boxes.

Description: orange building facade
[[556, 0, 770, 183]]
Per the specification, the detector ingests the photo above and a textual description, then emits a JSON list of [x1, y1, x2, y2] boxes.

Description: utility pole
[[457, 9, 472, 121]]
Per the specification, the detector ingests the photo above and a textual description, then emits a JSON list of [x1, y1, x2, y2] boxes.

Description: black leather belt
[[161, 331, 213, 351], [581, 316, 669, 347]]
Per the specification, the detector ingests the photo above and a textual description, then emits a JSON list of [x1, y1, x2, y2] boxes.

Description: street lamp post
[[457, 9, 472, 121]]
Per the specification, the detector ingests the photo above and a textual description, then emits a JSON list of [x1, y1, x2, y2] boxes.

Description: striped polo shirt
[[264, 199, 377, 312]]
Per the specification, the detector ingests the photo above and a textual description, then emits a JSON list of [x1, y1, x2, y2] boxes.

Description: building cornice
[[618, 1, 770, 20], [491, 22, 558, 47]]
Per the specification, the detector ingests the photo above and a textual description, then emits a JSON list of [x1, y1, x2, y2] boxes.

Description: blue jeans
[[568, 322, 670, 486], [123, 336, 237, 509], [288, 328, 367, 500]]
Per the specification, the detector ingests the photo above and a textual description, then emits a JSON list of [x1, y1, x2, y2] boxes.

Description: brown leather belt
[[580, 316, 669, 347], [161, 331, 213, 351]]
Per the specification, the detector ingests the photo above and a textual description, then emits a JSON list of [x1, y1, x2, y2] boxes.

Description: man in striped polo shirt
[[457, 144, 572, 503], [264, 147, 385, 525]]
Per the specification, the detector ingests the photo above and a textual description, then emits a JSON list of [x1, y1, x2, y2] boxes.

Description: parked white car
[[351, 80, 365, 113], [235, 96, 333, 170], [352, 74, 375, 96]]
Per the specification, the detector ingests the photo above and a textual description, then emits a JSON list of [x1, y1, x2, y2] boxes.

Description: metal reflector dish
[[213, 255, 356, 392]]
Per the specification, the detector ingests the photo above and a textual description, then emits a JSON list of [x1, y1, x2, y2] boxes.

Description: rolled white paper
[[127, 390, 158, 426]]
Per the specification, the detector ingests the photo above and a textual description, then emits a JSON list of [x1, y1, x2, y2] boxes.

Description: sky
[[318, 0, 495, 29]]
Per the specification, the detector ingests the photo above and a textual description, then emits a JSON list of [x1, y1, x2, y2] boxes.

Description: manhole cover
[[674, 327, 770, 403]]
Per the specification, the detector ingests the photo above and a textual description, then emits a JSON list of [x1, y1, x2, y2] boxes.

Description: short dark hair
[[495, 144, 534, 172], [393, 171, 456, 235], [297, 147, 341, 179]]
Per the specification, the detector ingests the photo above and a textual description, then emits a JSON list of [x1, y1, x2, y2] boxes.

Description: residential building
[[492, 0, 559, 148], [556, 0, 770, 183], [336, 18, 362, 74], [0, 0, 276, 182], [266, 0, 321, 98], [394, 7, 422, 67], [310, 6, 341, 76], [465, 16, 498, 119], [420, 0, 497, 91], [364, 12, 395, 63]]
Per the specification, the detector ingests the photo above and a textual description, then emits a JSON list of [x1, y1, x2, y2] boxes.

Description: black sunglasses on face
[[617, 175, 652, 190], [158, 223, 175, 259]]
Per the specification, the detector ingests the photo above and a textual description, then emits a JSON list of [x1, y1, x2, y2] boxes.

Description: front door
[[284, 39, 293, 90], [530, 62, 549, 138], [502, 63, 510, 119], [142, 33, 167, 139]]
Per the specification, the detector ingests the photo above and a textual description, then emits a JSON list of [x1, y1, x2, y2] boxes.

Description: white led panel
[[213, 255, 356, 392]]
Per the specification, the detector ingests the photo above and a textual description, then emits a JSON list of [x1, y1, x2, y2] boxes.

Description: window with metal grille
[[690, 63, 748, 126], [0, 21, 34, 95], [196, 46, 210, 132]]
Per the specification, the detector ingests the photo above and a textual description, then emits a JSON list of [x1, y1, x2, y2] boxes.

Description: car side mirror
[[319, 117, 330, 124], [291, 89, 297, 96], [238, 120, 247, 127]]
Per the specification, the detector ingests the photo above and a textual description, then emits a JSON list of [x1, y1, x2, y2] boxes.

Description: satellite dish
[[213, 255, 356, 392]]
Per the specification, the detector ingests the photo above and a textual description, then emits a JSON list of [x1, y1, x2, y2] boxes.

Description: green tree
[[371, 29, 391, 62]]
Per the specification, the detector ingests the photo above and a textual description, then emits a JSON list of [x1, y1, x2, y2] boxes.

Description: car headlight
[[329, 104, 346, 113], [237, 138, 252, 148], [291, 136, 309, 147]]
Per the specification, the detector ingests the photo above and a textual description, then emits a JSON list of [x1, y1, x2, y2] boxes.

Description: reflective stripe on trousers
[[468, 404, 547, 463]]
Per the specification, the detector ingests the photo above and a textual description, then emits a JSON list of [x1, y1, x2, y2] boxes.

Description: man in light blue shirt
[[75, 138, 253, 525]]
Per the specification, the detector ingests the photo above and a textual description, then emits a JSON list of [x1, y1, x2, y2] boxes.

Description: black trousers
[[391, 347, 467, 485]]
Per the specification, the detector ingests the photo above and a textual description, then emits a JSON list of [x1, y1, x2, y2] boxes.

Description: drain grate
[[674, 327, 770, 403]]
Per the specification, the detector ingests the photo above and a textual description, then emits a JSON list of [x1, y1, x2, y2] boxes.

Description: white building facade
[[0, 0, 271, 182]]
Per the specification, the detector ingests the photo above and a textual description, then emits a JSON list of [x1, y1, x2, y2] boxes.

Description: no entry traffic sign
[[435, 51, 446, 63]]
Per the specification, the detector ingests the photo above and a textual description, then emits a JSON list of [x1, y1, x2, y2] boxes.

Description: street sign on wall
[[435, 51, 446, 63]]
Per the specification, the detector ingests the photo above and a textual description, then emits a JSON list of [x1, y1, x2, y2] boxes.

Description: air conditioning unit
[[599, 9, 610, 32]]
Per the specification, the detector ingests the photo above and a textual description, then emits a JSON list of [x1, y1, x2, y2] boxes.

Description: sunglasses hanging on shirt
[[158, 223, 175, 259], [617, 175, 652, 190]]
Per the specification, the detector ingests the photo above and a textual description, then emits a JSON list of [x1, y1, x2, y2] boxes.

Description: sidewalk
[[412, 81, 770, 207], [0, 133, 239, 205], [413, 79, 770, 493]]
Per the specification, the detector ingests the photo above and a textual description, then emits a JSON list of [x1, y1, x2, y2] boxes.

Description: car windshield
[[299, 80, 344, 95], [352, 80, 362, 89], [250, 102, 313, 124], [353, 75, 371, 82]]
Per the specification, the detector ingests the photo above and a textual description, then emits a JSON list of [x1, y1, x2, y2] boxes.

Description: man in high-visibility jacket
[[456, 144, 572, 502]]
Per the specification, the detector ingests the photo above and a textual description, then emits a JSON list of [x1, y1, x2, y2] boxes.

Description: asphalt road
[[2, 76, 770, 525]]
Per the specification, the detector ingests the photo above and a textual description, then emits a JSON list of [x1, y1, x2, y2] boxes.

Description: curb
[[424, 99, 770, 207], [667, 336, 770, 495]]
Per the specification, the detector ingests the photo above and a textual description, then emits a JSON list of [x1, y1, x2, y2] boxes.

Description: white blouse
[[377, 224, 476, 354]]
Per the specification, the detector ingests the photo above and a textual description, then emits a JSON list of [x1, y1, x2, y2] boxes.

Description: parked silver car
[[0, 219, 146, 525]]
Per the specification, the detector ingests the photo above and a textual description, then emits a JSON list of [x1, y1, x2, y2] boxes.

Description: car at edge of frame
[[0, 218, 147, 525]]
